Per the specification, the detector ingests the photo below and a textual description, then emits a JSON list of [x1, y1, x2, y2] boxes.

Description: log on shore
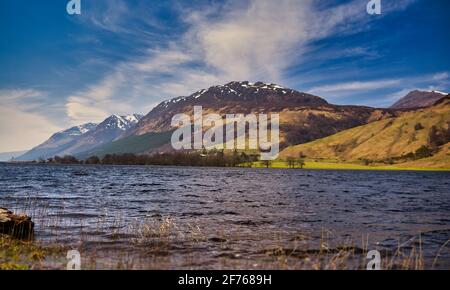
[[0, 208, 34, 239]]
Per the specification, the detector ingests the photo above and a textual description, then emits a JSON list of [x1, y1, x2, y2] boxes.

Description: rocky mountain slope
[[18, 82, 449, 163], [391, 90, 448, 109], [125, 81, 394, 148], [281, 96, 450, 167], [17, 123, 97, 161], [17, 115, 142, 161]]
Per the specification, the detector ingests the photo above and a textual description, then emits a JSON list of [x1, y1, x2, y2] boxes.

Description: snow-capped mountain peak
[[17, 114, 143, 161], [56, 123, 97, 137], [429, 90, 448, 95], [100, 114, 143, 131], [158, 81, 300, 109], [391, 90, 449, 109], [210, 81, 287, 94], [123, 114, 142, 124]]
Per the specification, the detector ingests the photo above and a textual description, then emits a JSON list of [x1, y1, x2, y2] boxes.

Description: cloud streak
[[309, 79, 402, 95], [308, 71, 450, 107], [0, 89, 62, 152], [64, 0, 420, 125]]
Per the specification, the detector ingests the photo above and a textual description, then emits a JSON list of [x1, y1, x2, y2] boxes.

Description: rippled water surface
[[1, 163, 449, 269]]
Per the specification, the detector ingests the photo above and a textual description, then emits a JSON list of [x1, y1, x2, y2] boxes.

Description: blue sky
[[0, 0, 449, 151]]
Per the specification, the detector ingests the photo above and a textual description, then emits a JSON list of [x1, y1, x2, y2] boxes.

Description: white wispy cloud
[[309, 79, 402, 95], [432, 72, 449, 82], [310, 71, 450, 107], [0, 89, 62, 152], [65, 71, 133, 125], [80, 0, 130, 34], [63, 0, 420, 124], [0, 0, 424, 151], [183, 0, 314, 82]]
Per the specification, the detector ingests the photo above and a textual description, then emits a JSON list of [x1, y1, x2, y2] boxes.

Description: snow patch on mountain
[[57, 123, 97, 137], [102, 114, 142, 131], [123, 114, 142, 124], [428, 90, 448, 95], [159, 81, 290, 108], [391, 90, 449, 109]]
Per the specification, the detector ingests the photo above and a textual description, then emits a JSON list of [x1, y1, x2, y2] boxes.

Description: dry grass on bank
[[1, 215, 448, 270]]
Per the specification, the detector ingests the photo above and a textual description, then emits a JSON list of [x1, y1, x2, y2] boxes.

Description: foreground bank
[[0, 164, 449, 269]]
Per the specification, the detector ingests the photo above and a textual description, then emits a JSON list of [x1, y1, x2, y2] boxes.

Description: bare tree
[[296, 158, 306, 169], [286, 157, 296, 168], [297, 152, 306, 169], [261, 160, 272, 168]]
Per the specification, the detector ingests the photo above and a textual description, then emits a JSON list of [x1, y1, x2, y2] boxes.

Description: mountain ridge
[[17, 114, 142, 161], [390, 90, 448, 109], [15, 82, 449, 163], [125, 81, 395, 150], [281, 96, 450, 167]]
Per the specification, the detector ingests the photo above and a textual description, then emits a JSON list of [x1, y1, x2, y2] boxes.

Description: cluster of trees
[[33, 150, 311, 169], [285, 156, 306, 169], [414, 123, 425, 131], [376, 145, 435, 165], [41, 155, 80, 164], [428, 124, 450, 149], [38, 150, 261, 167], [260, 152, 306, 169], [364, 124, 450, 165], [99, 151, 260, 167]]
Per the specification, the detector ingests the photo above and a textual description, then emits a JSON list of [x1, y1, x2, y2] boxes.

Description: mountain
[[281, 96, 450, 168], [76, 131, 174, 159], [17, 114, 142, 161], [52, 114, 143, 158], [123, 81, 394, 150], [0, 150, 28, 162], [22, 81, 448, 160], [391, 90, 448, 109], [127, 81, 329, 135], [17, 123, 97, 161]]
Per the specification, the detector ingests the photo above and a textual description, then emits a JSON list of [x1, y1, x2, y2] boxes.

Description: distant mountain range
[[16, 114, 142, 161], [123, 81, 398, 148], [15, 82, 449, 167], [282, 95, 450, 168], [0, 150, 28, 162], [391, 90, 448, 109]]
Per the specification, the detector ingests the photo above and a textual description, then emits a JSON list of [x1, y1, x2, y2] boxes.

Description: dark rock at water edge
[[0, 208, 34, 239]]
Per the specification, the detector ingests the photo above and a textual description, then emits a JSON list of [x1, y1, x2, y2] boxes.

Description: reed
[[0, 201, 448, 270]]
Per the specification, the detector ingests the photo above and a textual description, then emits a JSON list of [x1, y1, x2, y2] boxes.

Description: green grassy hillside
[[280, 98, 450, 168], [77, 131, 173, 159]]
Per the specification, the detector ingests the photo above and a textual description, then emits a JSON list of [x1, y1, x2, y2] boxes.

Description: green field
[[251, 160, 450, 171], [280, 99, 450, 169]]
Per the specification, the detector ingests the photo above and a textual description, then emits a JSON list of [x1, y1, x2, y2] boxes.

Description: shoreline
[[2, 161, 449, 172], [2, 223, 446, 270], [1, 167, 448, 270], [251, 161, 450, 172]]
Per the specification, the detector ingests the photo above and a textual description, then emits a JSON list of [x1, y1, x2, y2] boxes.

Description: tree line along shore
[[6, 150, 450, 171]]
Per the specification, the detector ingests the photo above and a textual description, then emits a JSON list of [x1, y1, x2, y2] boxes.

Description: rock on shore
[[0, 208, 34, 239]]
